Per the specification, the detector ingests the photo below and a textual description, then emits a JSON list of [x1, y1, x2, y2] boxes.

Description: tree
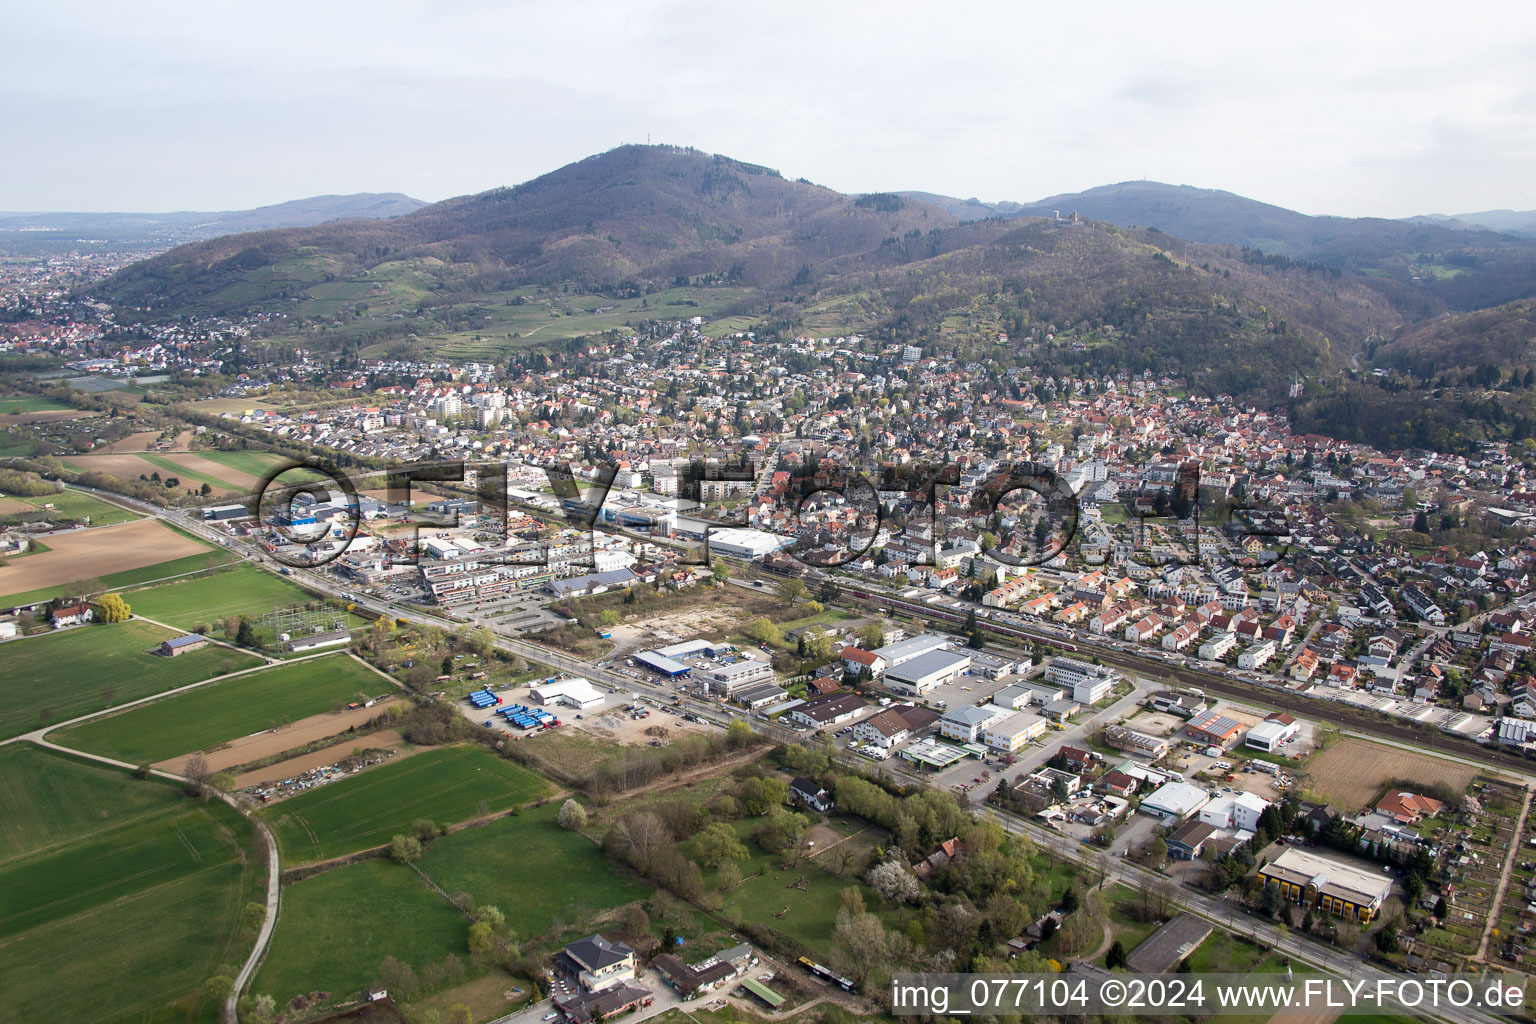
[[391, 834, 423, 863], [776, 577, 808, 608], [832, 906, 891, 986], [183, 755, 211, 789], [744, 617, 783, 646], [1433, 896, 1448, 921], [235, 618, 257, 648], [468, 920, 496, 954], [696, 822, 749, 867], [599, 609, 621, 627], [725, 718, 754, 748], [712, 561, 731, 584], [1106, 939, 1128, 969], [857, 623, 885, 650], [249, 994, 277, 1023], [557, 799, 587, 831], [1147, 836, 1168, 868], [96, 593, 131, 623], [717, 859, 742, 889], [865, 860, 921, 903]]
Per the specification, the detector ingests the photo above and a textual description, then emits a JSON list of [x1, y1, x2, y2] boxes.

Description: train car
[[796, 956, 854, 991]]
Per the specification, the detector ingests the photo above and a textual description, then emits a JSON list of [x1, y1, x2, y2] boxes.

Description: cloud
[[2, 0, 1534, 217]]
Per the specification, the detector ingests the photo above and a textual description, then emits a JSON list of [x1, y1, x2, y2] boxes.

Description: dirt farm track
[[0, 519, 208, 597]]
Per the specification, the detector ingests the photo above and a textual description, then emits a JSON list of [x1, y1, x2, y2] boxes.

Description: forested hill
[[87, 146, 1536, 447], [94, 146, 958, 312]]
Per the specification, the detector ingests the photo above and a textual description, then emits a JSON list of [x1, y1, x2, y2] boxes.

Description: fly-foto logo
[[247, 457, 1291, 571]]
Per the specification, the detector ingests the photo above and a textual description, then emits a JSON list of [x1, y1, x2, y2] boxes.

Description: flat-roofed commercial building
[[1257, 847, 1393, 923]]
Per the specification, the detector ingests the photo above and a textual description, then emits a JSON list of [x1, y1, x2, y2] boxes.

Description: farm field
[[61, 451, 249, 495], [1306, 737, 1477, 811], [52, 653, 394, 764], [415, 802, 647, 940], [0, 395, 74, 414], [126, 563, 338, 629], [0, 744, 184, 862], [0, 487, 140, 526], [265, 744, 551, 863], [0, 748, 257, 1024], [253, 858, 466, 1008], [0, 518, 214, 605], [193, 448, 325, 483], [0, 619, 260, 740]]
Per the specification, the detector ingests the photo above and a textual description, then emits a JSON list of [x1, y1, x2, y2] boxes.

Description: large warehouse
[[530, 678, 607, 709], [705, 528, 791, 559], [884, 649, 972, 696]]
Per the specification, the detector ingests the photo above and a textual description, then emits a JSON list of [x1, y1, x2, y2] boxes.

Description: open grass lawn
[[126, 563, 327, 628], [265, 745, 551, 864], [0, 752, 256, 1024], [0, 619, 261, 740], [53, 653, 393, 763], [254, 859, 466, 1010], [0, 487, 140, 527], [688, 819, 894, 957], [416, 802, 647, 941], [1182, 928, 1269, 974]]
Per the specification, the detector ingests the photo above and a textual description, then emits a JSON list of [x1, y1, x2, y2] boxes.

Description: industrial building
[[1185, 708, 1246, 748], [939, 704, 1010, 743], [884, 649, 972, 696], [531, 678, 607, 709], [1245, 713, 1299, 751], [704, 528, 791, 559], [1138, 781, 1211, 823]]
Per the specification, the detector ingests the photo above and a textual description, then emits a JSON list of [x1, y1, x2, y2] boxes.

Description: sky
[[6, 0, 1535, 218]]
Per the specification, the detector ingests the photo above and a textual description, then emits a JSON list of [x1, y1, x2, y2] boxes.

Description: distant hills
[[1410, 209, 1536, 238], [0, 193, 426, 256], [81, 145, 1536, 451], [897, 181, 1536, 312]]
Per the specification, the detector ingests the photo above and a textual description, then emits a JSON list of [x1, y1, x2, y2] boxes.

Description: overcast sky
[[6, 0, 1534, 218]]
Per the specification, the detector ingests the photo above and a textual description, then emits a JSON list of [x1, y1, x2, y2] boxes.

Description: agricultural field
[[415, 802, 647, 940], [0, 394, 74, 414], [0, 619, 260, 740], [1305, 738, 1477, 811], [52, 653, 394, 764], [59, 448, 279, 496], [0, 744, 184, 861], [265, 744, 551, 863], [0, 487, 140, 527], [126, 563, 347, 630], [252, 858, 467, 1010], [0, 518, 215, 606], [0, 745, 259, 1024]]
